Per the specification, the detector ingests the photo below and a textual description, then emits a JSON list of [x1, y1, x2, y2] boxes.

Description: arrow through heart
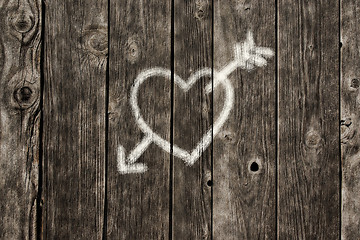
[[117, 31, 274, 174]]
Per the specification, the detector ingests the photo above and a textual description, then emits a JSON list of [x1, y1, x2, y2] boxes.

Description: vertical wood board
[[172, 0, 213, 239], [278, 0, 340, 239], [0, 0, 42, 239], [212, 0, 276, 239], [106, 0, 172, 239], [42, 0, 107, 238], [341, 1, 360, 239]]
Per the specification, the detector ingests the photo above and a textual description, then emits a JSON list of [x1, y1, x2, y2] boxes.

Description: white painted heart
[[130, 67, 234, 165]]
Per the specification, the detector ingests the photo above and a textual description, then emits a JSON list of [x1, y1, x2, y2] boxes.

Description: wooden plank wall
[[2, 0, 360, 239]]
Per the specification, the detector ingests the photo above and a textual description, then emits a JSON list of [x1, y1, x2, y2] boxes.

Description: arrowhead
[[117, 145, 148, 174]]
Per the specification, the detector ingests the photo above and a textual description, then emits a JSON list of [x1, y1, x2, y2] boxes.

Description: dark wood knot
[[14, 87, 32, 103], [13, 85, 38, 109], [10, 70, 40, 110], [13, 85, 37, 109]]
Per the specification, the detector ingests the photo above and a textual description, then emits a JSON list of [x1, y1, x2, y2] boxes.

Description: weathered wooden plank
[[106, 0, 171, 239], [0, 0, 41, 239], [340, 1, 360, 239], [212, 0, 276, 239], [278, 0, 340, 239], [42, 0, 107, 238], [172, 0, 213, 239]]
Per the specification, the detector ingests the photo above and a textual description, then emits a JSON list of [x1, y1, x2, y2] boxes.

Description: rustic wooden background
[[0, 0, 358, 239]]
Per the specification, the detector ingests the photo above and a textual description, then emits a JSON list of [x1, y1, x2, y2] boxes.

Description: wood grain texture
[[42, 0, 107, 238], [0, 0, 42, 239], [106, 0, 171, 239], [278, 0, 340, 239], [172, 0, 212, 239], [341, 1, 360, 239], [212, 0, 276, 239]]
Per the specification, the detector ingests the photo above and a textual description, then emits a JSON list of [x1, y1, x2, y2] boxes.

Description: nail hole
[[207, 180, 213, 187], [340, 42, 343, 48], [250, 162, 259, 172]]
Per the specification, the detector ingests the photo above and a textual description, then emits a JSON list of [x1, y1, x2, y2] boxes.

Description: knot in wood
[[13, 86, 37, 109], [305, 130, 322, 149], [195, 1, 209, 20], [350, 78, 360, 89], [10, 71, 40, 110], [341, 118, 354, 144], [7, 8, 38, 43], [15, 87, 32, 102], [89, 33, 107, 54], [11, 12, 34, 34], [341, 118, 352, 127], [126, 38, 140, 64], [83, 28, 108, 56]]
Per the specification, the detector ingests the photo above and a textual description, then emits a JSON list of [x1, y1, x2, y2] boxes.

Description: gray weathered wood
[[106, 0, 171, 239], [212, 0, 276, 239], [0, 0, 41, 239], [341, 1, 360, 239], [1, 1, 353, 238], [172, 0, 212, 239], [278, 0, 340, 239], [42, 0, 107, 238]]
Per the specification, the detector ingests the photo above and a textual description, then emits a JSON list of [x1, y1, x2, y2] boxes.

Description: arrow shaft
[[206, 60, 239, 93], [216, 60, 240, 87], [127, 134, 153, 164]]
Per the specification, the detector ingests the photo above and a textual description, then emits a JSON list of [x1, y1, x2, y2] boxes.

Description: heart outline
[[129, 67, 234, 165]]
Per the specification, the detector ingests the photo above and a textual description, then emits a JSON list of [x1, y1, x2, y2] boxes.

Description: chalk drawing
[[117, 31, 274, 174]]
